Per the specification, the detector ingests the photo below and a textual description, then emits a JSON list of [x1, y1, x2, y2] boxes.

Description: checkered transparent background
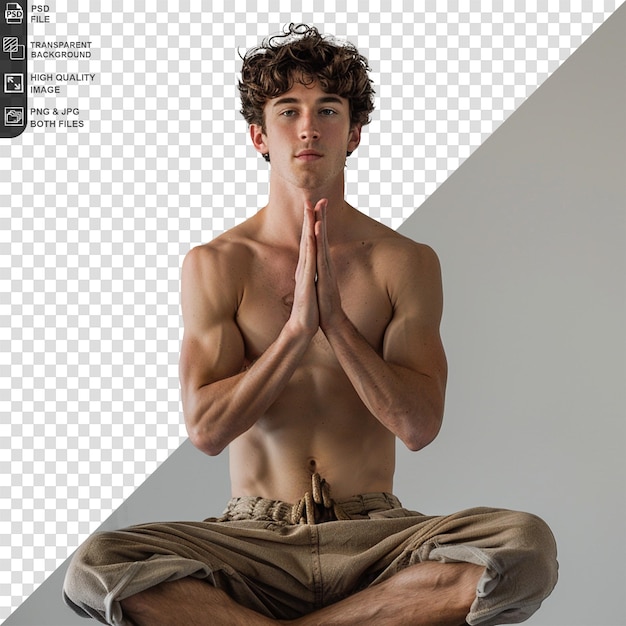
[[0, 0, 620, 620]]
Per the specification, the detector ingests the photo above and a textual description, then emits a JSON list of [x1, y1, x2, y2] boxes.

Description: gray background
[[3, 3, 625, 625], [397, 8, 626, 625]]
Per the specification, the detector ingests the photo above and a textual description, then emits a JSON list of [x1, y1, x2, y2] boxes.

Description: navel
[[306, 457, 317, 473]]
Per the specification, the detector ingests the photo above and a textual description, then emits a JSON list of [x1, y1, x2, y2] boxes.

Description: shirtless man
[[63, 24, 557, 626]]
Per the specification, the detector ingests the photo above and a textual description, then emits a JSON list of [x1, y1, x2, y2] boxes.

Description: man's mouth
[[296, 150, 323, 161]]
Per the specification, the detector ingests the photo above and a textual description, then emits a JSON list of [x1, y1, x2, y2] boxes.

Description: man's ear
[[250, 124, 268, 156], [347, 125, 362, 156]]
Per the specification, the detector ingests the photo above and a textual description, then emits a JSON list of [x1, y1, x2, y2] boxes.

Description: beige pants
[[63, 491, 557, 626]]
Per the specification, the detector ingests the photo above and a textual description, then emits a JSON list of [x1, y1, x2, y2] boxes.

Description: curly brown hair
[[239, 24, 375, 130]]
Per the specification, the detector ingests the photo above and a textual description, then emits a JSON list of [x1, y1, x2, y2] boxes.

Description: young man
[[63, 24, 557, 626]]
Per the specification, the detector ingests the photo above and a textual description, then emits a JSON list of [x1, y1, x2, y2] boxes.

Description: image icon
[[2, 35, 25, 60], [4, 72, 23, 92], [4, 106, 24, 125]]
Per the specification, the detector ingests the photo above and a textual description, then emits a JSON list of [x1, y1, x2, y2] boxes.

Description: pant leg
[[63, 519, 317, 625], [370, 506, 558, 626]]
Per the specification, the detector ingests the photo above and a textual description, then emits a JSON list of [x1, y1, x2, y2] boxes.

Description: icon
[[4, 106, 24, 126], [2, 36, 25, 60], [4, 73, 23, 92], [4, 2, 23, 24]]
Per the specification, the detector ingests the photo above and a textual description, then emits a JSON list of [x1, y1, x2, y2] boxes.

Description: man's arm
[[179, 209, 319, 456], [315, 203, 447, 451]]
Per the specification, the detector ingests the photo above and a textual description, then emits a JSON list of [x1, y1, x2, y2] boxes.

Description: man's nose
[[299, 113, 320, 140]]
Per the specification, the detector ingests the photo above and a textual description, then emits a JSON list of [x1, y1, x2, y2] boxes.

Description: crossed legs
[[65, 508, 557, 625], [121, 561, 483, 626]]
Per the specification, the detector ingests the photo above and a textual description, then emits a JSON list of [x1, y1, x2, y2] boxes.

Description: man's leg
[[120, 577, 281, 626], [293, 561, 483, 626], [120, 561, 483, 626], [63, 518, 310, 624]]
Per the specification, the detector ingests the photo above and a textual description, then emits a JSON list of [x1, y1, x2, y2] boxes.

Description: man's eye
[[320, 109, 337, 116], [281, 110, 296, 117]]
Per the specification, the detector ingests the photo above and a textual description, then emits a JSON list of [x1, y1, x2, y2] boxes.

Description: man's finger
[[300, 201, 318, 282], [314, 199, 330, 274]]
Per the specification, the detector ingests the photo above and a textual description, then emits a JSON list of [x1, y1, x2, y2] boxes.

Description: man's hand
[[289, 197, 348, 337], [289, 201, 320, 336], [314, 199, 348, 332]]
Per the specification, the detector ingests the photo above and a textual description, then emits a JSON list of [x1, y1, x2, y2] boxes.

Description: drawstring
[[291, 473, 351, 525]]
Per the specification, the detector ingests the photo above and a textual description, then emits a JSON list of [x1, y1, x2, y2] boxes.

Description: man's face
[[250, 80, 361, 192]]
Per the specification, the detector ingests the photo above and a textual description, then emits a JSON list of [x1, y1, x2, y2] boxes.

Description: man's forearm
[[323, 315, 443, 451], [186, 322, 313, 456]]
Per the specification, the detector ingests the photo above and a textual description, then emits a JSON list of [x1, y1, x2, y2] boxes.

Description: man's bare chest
[[234, 249, 393, 360]]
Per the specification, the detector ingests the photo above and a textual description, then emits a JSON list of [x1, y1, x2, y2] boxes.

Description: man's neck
[[261, 176, 350, 247]]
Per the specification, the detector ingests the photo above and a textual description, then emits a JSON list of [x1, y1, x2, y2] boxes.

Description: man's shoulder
[[181, 222, 262, 310], [360, 216, 438, 267], [184, 221, 257, 272], [350, 216, 441, 300]]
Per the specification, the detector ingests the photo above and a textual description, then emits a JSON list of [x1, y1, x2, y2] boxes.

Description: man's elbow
[[401, 410, 443, 452], [181, 391, 227, 456], [187, 423, 226, 457]]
